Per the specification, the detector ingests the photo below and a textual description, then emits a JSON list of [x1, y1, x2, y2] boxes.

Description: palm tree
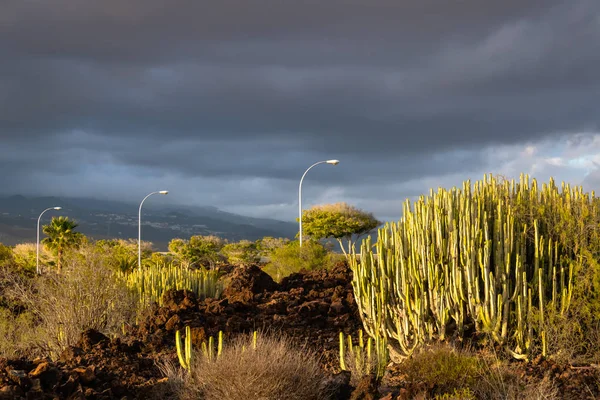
[[42, 216, 84, 273]]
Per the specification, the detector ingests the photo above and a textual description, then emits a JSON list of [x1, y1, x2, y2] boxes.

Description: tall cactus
[[123, 262, 222, 307], [339, 329, 389, 379], [350, 174, 598, 362], [176, 325, 193, 369]]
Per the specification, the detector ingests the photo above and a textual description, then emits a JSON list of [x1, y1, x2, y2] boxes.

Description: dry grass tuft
[[163, 332, 331, 400]]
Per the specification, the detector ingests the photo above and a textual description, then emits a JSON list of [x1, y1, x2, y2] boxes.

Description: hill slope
[[0, 195, 297, 250]]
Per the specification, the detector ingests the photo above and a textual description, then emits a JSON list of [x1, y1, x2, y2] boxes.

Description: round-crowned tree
[[300, 202, 381, 255]]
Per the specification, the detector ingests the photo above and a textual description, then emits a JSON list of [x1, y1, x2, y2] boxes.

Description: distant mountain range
[[0, 195, 297, 251]]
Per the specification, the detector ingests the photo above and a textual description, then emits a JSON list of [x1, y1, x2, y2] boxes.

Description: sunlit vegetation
[[0, 224, 306, 360], [301, 202, 381, 255], [350, 173, 600, 364], [123, 262, 222, 307], [162, 331, 329, 400], [262, 239, 339, 282], [1, 174, 599, 398]]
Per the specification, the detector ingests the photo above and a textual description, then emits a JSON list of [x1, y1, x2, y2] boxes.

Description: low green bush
[[394, 343, 559, 400], [0, 243, 14, 266], [399, 344, 481, 395], [262, 240, 332, 282]]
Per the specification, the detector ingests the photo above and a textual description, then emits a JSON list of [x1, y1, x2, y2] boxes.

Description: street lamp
[[138, 190, 168, 269], [298, 159, 339, 247], [37, 206, 62, 274]]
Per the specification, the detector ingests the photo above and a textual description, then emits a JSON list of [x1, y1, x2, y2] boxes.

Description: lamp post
[[298, 159, 339, 247], [37, 206, 62, 274], [138, 190, 168, 269]]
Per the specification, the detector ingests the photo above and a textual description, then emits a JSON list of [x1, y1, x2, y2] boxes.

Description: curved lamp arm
[[138, 190, 168, 269], [298, 160, 339, 247], [37, 206, 62, 274]]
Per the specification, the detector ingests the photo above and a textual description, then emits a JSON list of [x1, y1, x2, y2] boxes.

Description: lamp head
[[159, 190, 169, 195], [326, 159, 340, 165], [53, 207, 62, 210]]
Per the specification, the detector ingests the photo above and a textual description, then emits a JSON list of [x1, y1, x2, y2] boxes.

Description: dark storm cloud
[[1, 0, 599, 219]]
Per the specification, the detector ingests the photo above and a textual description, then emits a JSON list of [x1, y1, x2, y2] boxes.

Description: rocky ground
[[1, 262, 599, 399]]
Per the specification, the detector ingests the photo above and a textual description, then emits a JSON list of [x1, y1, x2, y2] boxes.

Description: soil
[[1, 262, 599, 399]]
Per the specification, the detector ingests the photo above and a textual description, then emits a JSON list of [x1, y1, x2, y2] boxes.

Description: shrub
[[263, 240, 331, 282], [472, 352, 559, 400], [220, 240, 260, 266], [93, 239, 153, 272], [0, 243, 14, 266], [164, 333, 330, 400], [147, 251, 175, 267], [537, 305, 600, 365], [0, 308, 41, 359], [394, 344, 559, 400], [0, 267, 42, 359], [169, 235, 227, 268], [256, 236, 290, 257], [399, 344, 481, 396], [521, 249, 600, 364], [13, 246, 137, 357], [11, 243, 52, 273]]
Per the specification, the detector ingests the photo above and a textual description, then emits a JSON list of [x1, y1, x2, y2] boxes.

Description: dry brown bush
[[163, 332, 331, 400], [472, 352, 559, 400], [0, 266, 45, 358], [9, 246, 137, 357], [0, 308, 41, 359]]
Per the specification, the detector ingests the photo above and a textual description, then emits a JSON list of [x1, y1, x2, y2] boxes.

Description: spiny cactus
[[339, 329, 388, 379], [176, 326, 193, 370], [350, 174, 600, 361], [123, 262, 222, 307], [175, 328, 233, 370]]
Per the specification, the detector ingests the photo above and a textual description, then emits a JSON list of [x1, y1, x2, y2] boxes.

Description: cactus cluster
[[175, 327, 224, 369], [349, 174, 600, 361], [123, 262, 222, 306], [175, 328, 258, 370], [339, 330, 388, 379]]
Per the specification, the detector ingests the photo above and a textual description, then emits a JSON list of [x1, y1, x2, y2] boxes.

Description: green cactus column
[[349, 174, 582, 362]]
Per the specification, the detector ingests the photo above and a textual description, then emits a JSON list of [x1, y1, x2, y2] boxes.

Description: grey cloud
[[1, 0, 599, 220]]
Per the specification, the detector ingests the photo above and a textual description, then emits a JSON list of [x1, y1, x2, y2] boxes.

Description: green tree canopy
[[168, 235, 226, 268], [300, 202, 381, 255], [256, 237, 290, 257], [42, 216, 85, 273], [221, 240, 261, 266], [93, 239, 152, 272]]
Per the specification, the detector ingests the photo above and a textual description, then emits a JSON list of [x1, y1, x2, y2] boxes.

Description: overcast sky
[[1, 0, 599, 222]]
